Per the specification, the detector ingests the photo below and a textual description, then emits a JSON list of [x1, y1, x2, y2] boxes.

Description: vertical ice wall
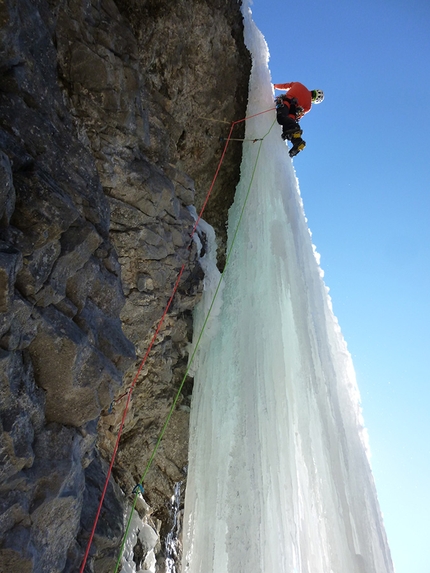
[[182, 4, 394, 573]]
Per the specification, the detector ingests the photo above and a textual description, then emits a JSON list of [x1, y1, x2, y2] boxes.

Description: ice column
[[182, 4, 394, 573]]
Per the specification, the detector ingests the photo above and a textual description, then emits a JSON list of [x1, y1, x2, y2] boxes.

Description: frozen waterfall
[[182, 5, 394, 573]]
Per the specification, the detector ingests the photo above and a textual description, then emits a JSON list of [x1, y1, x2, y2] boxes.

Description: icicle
[[121, 509, 158, 573], [165, 482, 183, 573]]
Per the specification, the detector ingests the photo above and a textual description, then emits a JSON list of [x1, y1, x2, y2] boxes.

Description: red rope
[[190, 121, 235, 234], [79, 106, 274, 572], [189, 107, 274, 234], [79, 265, 186, 573]]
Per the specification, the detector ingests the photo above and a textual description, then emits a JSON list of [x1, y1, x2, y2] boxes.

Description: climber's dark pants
[[276, 105, 301, 136]]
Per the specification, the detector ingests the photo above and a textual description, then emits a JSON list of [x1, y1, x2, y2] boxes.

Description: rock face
[[0, 0, 250, 571]]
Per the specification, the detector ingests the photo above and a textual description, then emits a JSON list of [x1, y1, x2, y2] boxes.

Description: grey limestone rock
[[0, 0, 250, 570], [0, 150, 16, 226]]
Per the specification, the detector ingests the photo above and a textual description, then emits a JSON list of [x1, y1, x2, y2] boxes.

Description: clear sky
[[250, 1, 430, 572]]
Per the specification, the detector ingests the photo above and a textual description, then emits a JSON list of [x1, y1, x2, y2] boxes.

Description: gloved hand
[[274, 96, 284, 108]]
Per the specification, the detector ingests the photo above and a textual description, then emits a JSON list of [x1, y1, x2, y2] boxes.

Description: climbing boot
[[289, 139, 306, 157], [282, 127, 303, 141]]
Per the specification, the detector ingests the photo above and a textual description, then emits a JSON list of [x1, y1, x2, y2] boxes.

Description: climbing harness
[[79, 106, 276, 573]]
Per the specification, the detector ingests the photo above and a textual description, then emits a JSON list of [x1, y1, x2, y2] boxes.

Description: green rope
[[113, 117, 276, 573]]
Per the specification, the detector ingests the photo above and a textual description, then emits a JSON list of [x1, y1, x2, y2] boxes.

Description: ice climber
[[273, 82, 324, 157]]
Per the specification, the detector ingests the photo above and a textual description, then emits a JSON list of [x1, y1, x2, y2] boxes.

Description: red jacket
[[274, 82, 312, 119]]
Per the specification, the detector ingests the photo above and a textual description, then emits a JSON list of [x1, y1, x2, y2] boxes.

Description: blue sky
[[250, 1, 430, 572]]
